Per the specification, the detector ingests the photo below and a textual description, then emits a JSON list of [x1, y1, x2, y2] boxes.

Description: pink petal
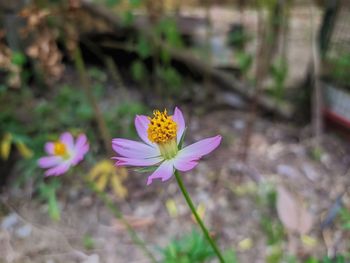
[[135, 115, 155, 146], [75, 134, 88, 149], [71, 144, 89, 165], [112, 138, 159, 159], [113, 156, 163, 167], [38, 156, 63, 168], [45, 161, 71, 177], [60, 132, 74, 151], [146, 160, 174, 185], [177, 135, 222, 160], [44, 142, 55, 155], [172, 107, 186, 145], [173, 157, 199, 171], [70, 134, 89, 165]]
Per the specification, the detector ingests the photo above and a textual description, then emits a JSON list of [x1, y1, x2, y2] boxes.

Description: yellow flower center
[[147, 109, 177, 144], [53, 142, 67, 157], [147, 109, 178, 159]]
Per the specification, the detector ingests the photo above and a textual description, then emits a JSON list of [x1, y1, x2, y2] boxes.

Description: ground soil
[[1, 106, 350, 263]]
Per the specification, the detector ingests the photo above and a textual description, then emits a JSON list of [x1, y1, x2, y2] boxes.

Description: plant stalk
[[174, 170, 225, 263], [73, 47, 113, 156]]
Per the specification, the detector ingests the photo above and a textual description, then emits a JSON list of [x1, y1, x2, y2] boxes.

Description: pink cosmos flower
[[112, 107, 222, 185], [38, 132, 89, 176]]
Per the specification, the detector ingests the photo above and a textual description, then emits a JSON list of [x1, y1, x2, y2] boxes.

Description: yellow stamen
[[147, 109, 177, 144], [147, 109, 178, 159], [53, 142, 67, 156]]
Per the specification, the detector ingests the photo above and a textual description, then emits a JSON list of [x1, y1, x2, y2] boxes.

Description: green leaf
[[48, 189, 60, 221], [131, 60, 146, 81], [106, 0, 121, 7], [160, 48, 171, 64], [157, 19, 183, 48], [83, 234, 95, 250], [136, 36, 152, 59], [134, 166, 158, 173], [158, 66, 182, 92], [88, 67, 107, 83], [11, 52, 26, 66], [122, 11, 134, 26], [76, 103, 93, 121], [311, 146, 323, 162], [236, 51, 253, 74], [160, 230, 215, 263], [0, 84, 8, 95], [223, 249, 238, 263], [38, 180, 61, 221], [129, 0, 141, 7]]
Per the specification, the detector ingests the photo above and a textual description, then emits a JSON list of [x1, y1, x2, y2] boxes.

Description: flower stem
[[87, 181, 158, 263], [174, 170, 225, 263]]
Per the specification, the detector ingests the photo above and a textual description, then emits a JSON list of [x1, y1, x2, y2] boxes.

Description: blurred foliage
[[136, 35, 153, 59], [129, 16, 184, 98], [160, 230, 215, 263], [83, 234, 95, 250], [105, 101, 149, 139], [235, 51, 253, 77], [156, 66, 183, 95], [268, 58, 288, 103], [310, 146, 324, 162], [286, 255, 350, 263], [131, 60, 148, 82], [227, 25, 250, 50], [38, 179, 61, 221], [160, 230, 237, 263], [105, 0, 121, 7], [304, 255, 349, 263], [0, 59, 147, 208], [156, 18, 184, 49], [327, 53, 350, 88], [0, 133, 33, 161], [339, 208, 350, 230], [256, 182, 285, 263]]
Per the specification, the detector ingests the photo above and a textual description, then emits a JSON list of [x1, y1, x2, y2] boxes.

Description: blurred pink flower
[[112, 107, 221, 185], [38, 132, 89, 176]]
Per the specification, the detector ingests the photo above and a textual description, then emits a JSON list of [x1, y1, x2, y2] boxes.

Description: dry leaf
[[15, 141, 33, 159], [88, 160, 128, 199], [112, 216, 155, 231], [0, 133, 12, 160], [276, 185, 313, 235], [165, 199, 178, 218], [230, 181, 257, 196], [110, 175, 127, 199], [191, 203, 206, 223], [301, 235, 317, 247], [238, 238, 253, 251]]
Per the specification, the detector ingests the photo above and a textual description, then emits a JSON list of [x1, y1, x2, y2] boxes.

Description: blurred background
[[1, 0, 350, 262]]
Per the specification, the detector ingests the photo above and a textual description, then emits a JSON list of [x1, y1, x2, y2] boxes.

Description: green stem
[[174, 170, 225, 263], [87, 181, 158, 263]]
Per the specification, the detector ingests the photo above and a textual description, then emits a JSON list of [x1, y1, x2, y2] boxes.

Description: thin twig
[[73, 47, 113, 156], [309, 1, 323, 146], [239, 8, 266, 162]]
